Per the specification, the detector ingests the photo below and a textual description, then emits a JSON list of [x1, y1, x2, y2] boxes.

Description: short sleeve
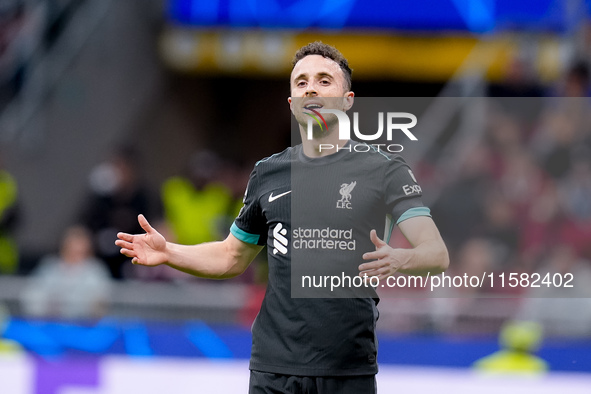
[[231, 167, 267, 246], [384, 155, 431, 224]]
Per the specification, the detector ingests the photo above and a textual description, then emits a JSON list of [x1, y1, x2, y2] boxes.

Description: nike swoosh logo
[[268, 190, 292, 202]]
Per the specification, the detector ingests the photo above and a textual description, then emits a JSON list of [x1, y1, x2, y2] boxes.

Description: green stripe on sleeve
[[230, 222, 260, 245], [396, 207, 432, 224], [384, 214, 394, 244]]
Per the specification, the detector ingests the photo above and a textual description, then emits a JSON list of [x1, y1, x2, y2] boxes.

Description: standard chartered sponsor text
[[292, 227, 356, 250]]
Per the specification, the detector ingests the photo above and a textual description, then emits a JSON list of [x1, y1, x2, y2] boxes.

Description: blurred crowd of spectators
[[0, 3, 590, 334], [411, 62, 591, 336], [433, 62, 591, 280], [77, 145, 252, 281], [0, 145, 252, 320]]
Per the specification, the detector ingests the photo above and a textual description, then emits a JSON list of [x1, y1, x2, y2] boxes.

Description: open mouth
[[304, 103, 323, 111], [302, 102, 329, 131]]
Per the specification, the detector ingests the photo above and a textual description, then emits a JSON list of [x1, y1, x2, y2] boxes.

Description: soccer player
[[116, 42, 449, 393]]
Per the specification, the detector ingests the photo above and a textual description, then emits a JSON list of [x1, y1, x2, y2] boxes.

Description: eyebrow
[[293, 72, 335, 83]]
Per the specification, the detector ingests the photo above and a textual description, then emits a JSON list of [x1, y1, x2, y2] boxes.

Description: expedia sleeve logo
[[402, 169, 422, 195]]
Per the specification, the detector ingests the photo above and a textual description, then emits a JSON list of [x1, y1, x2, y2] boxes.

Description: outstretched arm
[[359, 216, 449, 279], [115, 215, 263, 279]]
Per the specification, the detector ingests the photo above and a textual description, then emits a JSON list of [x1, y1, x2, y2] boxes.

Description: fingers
[[115, 217, 153, 266], [359, 260, 384, 272], [115, 239, 134, 250], [362, 271, 389, 281], [359, 269, 380, 277], [117, 232, 135, 242], [360, 265, 400, 280], [116, 234, 139, 262], [370, 229, 387, 249], [363, 250, 387, 261], [138, 214, 155, 234], [116, 238, 140, 263], [119, 246, 145, 265], [119, 247, 136, 259], [360, 254, 401, 279]]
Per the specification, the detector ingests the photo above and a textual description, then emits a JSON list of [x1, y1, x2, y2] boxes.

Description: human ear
[[343, 92, 355, 111]]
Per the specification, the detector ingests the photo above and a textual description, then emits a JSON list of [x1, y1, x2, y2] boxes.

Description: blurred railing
[[0, 275, 246, 323], [5, 274, 589, 337]]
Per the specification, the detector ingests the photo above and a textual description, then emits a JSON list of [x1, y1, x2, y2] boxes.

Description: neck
[[299, 125, 348, 158]]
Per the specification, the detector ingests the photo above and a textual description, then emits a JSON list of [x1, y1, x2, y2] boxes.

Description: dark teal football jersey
[[231, 141, 429, 376]]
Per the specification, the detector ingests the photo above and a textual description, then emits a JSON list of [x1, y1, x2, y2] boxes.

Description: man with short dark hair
[[116, 41, 449, 393], [292, 41, 353, 91]]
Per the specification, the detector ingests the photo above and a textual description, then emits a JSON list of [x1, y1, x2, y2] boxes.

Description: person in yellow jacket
[[162, 151, 234, 246], [473, 320, 548, 375], [0, 169, 19, 275]]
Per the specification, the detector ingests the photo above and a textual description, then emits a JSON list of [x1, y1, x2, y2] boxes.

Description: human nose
[[305, 83, 318, 97]]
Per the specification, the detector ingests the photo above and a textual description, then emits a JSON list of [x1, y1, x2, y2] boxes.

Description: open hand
[[115, 214, 168, 266], [358, 229, 411, 281]]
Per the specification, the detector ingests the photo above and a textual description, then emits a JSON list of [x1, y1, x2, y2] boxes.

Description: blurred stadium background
[[1, 0, 591, 393]]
